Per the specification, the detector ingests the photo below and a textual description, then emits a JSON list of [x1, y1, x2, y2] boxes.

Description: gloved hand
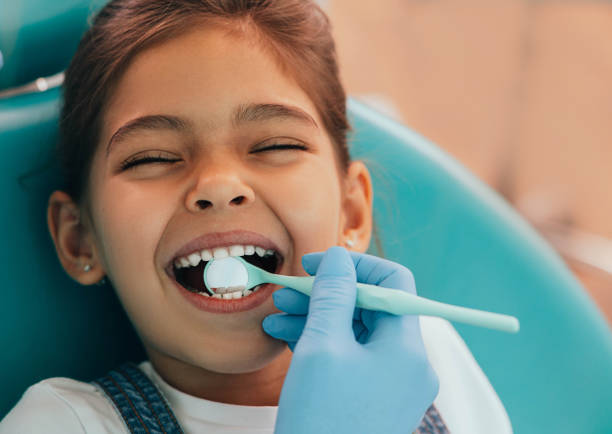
[[262, 246, 439, 434]]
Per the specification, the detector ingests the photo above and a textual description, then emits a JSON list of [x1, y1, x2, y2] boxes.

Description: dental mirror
[[204, 256, 249, 293], [203, 256, 520, 333]]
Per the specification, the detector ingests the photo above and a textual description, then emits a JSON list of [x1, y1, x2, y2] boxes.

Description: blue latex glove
[[262, 246, 439, 434]]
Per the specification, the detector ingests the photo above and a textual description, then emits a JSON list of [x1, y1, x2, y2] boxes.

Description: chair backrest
[[0, 0, 106, 89], [347, 99, 612, 433], [2, 88, 612, 432], [0, 88, 145, 417]]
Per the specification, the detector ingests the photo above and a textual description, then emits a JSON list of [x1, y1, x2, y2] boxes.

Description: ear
[[338, 160, 373, 252], [47, 190, 106, 285]]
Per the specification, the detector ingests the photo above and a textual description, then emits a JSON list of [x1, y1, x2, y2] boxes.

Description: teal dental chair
[[1, 2, 612, 433], [0, 0, 107, 90]]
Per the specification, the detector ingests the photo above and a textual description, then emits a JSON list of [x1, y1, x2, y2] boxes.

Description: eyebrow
[[233, 103, 318, 129], [106, 114, 189, 156], [106, 103, 318, 155]]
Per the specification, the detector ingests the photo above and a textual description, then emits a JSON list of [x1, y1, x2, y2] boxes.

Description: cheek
[[264, 161, 343, 255], [91, 179, 175, 284]]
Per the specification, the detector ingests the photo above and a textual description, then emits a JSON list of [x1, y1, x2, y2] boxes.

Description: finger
[[261, 313, 363, 347], [352, 255, 419, 344], [360, 305, 418, 335], [303, 250, 418, 345], [352, 254, 416, 295], [353, 306, 364, 320], [274, 287, 362, 320], [262, 313, 306, 341], [301, 251, 324, 275], [353, 319, 368, 344], [302, 246, 357, 341], [272, 288, 309, 315], [329, 252, 420, 344], [303, 251, 415, 294]]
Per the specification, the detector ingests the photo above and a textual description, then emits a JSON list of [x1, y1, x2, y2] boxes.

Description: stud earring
[[83, 264, 92, 272], [344, 238, 355, 248]]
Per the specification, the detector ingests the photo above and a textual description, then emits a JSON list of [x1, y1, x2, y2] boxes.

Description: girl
[[1, 0, 511, 432]]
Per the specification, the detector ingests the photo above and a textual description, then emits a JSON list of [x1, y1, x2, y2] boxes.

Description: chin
[[217, 335, 289, 374], [177, 329, 289, 375]]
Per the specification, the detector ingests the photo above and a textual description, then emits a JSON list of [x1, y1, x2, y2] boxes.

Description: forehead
[[101, 26, 325, 143]]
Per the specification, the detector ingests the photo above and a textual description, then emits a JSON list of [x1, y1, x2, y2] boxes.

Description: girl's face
[[53, 25, 372, 403]]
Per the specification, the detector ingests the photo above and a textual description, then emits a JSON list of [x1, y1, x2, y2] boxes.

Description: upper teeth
[[174, 244, 276, 269]]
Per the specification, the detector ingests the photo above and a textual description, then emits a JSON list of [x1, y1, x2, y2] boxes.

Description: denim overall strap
[[414, 404, 450, 433], [92, 362, 184, 434]]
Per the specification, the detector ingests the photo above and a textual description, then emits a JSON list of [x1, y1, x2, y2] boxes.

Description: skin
[[47, 25, 373, 406]]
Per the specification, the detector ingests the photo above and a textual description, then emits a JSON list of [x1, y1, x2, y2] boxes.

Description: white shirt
[[0, 317, 512, 433]]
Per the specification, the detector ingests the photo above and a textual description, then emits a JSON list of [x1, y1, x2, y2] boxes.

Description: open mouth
[[172, 244, 282, 298]]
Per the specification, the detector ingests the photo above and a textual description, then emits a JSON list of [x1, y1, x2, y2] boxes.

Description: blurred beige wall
[[324, 0, 612, 324]]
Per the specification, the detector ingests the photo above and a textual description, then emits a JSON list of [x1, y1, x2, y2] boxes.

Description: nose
[[185, 165, 255, 213]]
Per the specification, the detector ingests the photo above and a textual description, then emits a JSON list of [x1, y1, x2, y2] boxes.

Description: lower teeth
[[199, 284, 264, 299]]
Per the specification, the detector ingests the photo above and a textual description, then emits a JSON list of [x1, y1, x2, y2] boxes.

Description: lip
[[163, 229, 285, 314], [172, 279, 280, 314]]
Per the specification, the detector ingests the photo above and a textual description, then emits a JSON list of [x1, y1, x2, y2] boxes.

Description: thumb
[[302, 246, 357, 342]]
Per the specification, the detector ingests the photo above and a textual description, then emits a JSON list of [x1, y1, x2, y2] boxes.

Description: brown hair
[[59, 0, 350, 204]]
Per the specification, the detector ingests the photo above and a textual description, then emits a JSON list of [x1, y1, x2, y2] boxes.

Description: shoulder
[[1, 377, 126, 434], [420, 316, 513, 434]]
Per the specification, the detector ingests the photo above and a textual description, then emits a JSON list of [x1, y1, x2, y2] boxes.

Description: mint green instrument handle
[[269, 274, 519, 333]]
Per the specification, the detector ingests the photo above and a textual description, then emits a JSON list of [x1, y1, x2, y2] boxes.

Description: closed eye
[[252, 144, 308, 153], [120, 153, 181, 171]]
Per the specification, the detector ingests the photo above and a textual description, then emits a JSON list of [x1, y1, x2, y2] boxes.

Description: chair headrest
[[0, 0, 106, 91]]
